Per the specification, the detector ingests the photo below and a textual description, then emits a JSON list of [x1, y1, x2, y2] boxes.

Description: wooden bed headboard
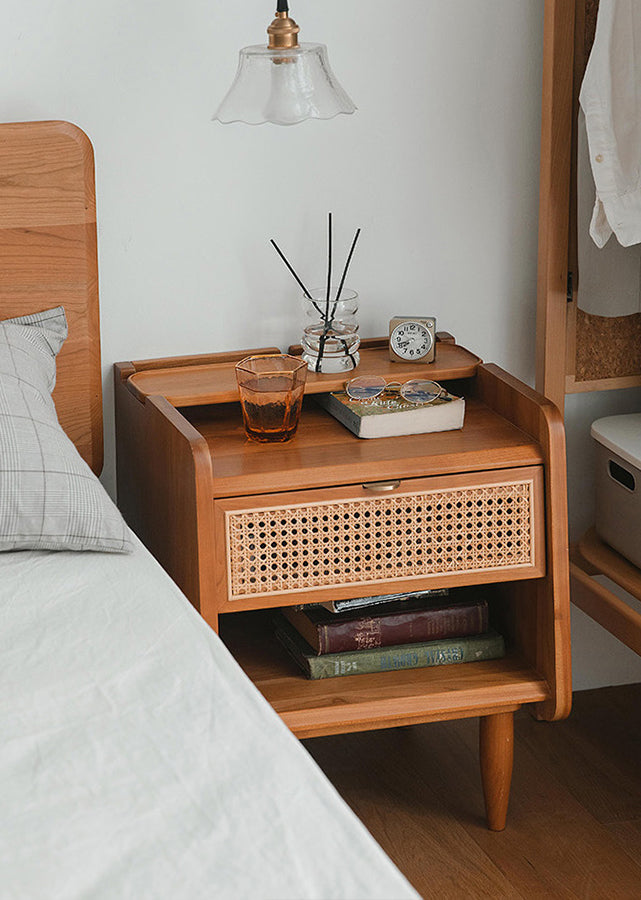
[[0, 120, 102, 473]]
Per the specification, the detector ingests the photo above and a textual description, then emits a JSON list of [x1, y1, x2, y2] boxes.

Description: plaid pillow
[[0, 307, 132, 552]]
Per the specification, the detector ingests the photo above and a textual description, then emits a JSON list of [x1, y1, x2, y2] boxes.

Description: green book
[[273, 614, 505, 680]]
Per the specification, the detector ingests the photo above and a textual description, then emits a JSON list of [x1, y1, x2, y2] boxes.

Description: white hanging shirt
[[576, 109, 641, 315], [579, 0, 641, 248]]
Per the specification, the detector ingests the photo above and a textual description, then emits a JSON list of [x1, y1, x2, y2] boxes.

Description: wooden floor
[[304, 683, 641, 899]]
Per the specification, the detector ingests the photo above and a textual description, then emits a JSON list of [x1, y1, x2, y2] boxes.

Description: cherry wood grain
[[479, 711, 514, 831], [307, 685, 641, 899], [129, 346, 282, 373], [307, 721, 522, 898], [517, 682, 641, 828], [185, 395, 544, 498], [114, 341, 571, 827], [221, 611, 548, 740], [126, 342, 481, 406], [0, 121, 102, 472], [571, 531, 641, 656], [537, 0, 641, 401], [577, 528, 641, 601], [536, 0, 576, 412], [536, 2, 641, 679], [472, 364, 572, 722], [114, 362, 218, 626]]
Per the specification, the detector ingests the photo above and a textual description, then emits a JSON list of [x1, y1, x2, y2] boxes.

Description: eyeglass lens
[[346, 375, 387, 400], [346, 375, 443, 404], [400, 380, 442, 403]]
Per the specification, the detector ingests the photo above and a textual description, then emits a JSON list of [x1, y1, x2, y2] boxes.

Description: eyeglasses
[[345, 375, 450, 405]]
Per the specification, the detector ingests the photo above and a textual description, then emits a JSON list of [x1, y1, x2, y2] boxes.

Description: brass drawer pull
[[361, 479, 401, 492]]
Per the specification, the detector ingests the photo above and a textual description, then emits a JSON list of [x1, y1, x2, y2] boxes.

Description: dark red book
[[281, 590, 489, 655]]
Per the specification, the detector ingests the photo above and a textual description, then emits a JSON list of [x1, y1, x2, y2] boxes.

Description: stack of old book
[[273, 587, 505, 679]]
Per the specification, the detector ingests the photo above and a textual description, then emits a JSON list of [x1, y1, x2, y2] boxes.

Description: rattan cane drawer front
[[214, 466, 545, 607]]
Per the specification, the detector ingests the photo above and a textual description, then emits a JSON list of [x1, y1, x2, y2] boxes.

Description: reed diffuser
[[271, 214, 361, 373]]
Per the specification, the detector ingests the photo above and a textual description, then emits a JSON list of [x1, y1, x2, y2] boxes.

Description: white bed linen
[[0, 534, 418, 900]]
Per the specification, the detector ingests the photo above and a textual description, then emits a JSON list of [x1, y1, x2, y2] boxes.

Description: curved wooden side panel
[[0, 121, 102, 472], [474, 364, 572, 722], [114, 362, 218, 629]]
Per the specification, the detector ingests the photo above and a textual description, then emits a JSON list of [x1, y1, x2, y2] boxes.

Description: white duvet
[[0, 534, 418, 900]]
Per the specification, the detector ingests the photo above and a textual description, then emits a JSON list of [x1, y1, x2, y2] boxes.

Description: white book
[[316, 389, 465, 439]]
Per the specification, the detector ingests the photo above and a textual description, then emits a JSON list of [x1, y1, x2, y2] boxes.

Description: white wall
[[4, 0, 640, 689]]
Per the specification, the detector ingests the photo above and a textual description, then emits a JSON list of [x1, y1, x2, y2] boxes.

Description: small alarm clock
[[388, 316, 436, 362]]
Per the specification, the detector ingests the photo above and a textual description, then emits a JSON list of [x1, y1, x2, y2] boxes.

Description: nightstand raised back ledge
[[122, 337, 482, 408]]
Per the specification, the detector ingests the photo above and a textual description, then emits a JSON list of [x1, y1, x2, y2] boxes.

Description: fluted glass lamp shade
[[214, 44, 356, 126], [213, 3, 356, 126]]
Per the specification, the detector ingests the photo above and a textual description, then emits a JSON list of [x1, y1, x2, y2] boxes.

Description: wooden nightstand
[[114, 337, 571, 831]]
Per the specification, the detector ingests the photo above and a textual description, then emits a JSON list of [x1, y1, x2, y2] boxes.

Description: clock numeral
[[390, 318, 435, 361]]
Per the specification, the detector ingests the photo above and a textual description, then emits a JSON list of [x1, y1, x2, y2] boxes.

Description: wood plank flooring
[[304, 683, 641, 899]]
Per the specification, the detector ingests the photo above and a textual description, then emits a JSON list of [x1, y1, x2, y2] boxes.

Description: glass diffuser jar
[[301, 287, 360, 373]]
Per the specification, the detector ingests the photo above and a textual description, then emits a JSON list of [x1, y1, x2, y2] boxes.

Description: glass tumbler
[[235, 354, 307, 443]]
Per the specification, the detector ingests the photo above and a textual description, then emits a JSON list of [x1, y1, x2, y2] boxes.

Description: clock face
[[390, 321, 434, 360]]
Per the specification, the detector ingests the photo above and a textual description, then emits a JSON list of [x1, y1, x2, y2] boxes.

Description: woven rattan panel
[[224, 475, 539, 601]]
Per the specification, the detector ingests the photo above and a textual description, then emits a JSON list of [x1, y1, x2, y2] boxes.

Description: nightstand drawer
[[213, 466, 545, 608]]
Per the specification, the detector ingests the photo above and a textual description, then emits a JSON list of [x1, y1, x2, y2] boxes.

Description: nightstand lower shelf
[[220, 611, 550, 740]]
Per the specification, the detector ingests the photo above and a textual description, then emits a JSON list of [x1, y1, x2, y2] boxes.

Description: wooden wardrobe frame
[[536, 0, 641, 656]]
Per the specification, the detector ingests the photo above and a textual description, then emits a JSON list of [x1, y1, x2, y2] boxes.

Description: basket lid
[[591, 414, 641, 469]]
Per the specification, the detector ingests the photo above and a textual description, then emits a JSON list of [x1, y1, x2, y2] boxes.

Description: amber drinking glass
[[235, 354, 307, 443]]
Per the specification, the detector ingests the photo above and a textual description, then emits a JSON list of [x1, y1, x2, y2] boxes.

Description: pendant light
[[213, 1, 356, 126]]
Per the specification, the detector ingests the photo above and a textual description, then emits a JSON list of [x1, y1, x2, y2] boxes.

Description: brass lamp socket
[[267, 10, 300, 50]]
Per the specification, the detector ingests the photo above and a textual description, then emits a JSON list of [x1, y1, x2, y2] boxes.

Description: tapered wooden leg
[[479, 711, 514, 831]]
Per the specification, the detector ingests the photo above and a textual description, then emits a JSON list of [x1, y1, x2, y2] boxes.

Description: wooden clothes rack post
[[536, 0, 641, 655]]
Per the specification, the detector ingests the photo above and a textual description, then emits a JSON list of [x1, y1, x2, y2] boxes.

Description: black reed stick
[[270, 238, 327, 326], [269, 239, 312, 299], [329, 227, 361, 321], [325, 212, 333, 313], [316, 213, 334, 372], [271, 218, 361, 372]]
